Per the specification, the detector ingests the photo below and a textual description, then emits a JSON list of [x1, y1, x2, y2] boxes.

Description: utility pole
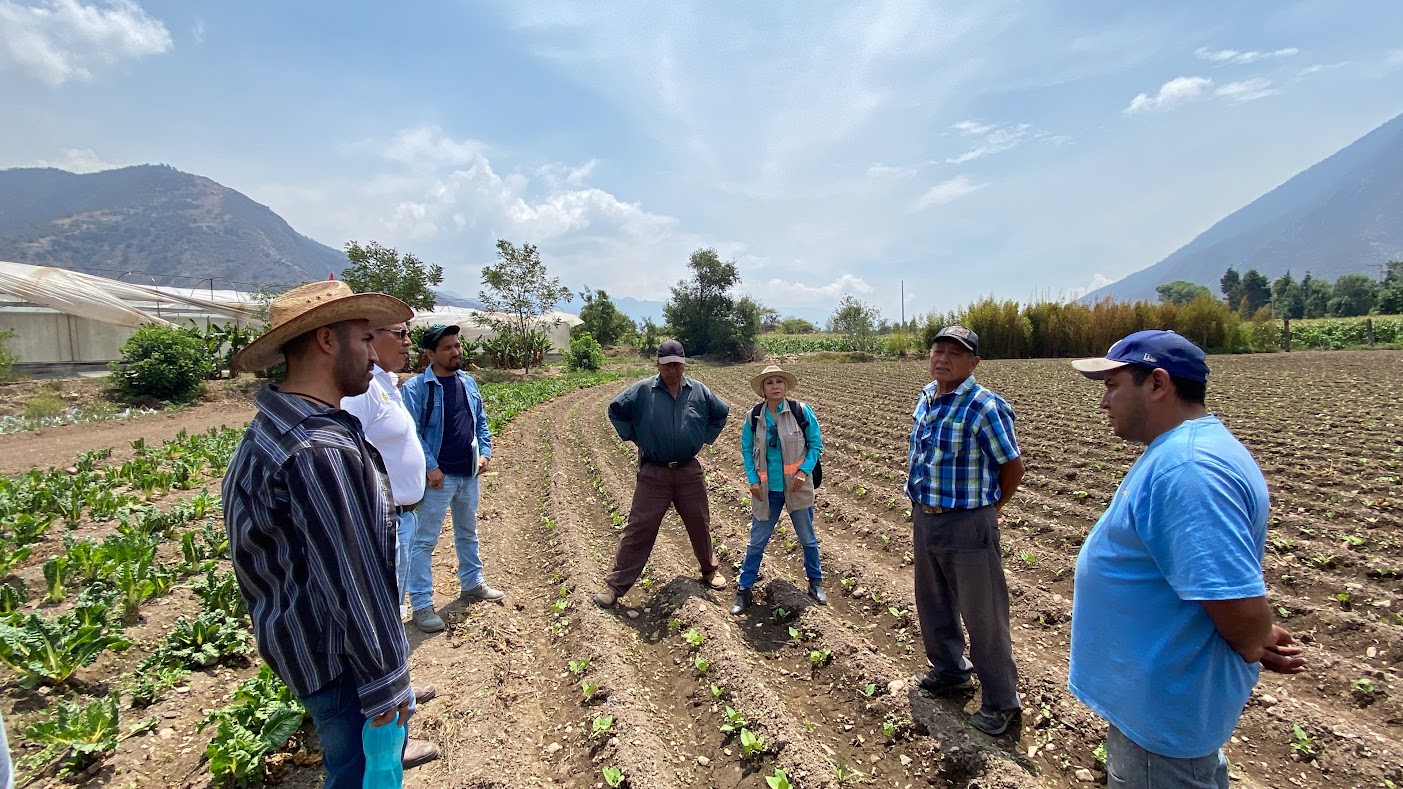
[[900, 280, 905, 327]]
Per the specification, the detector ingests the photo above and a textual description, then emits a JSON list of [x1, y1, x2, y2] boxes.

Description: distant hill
[[0, 164, 346, 288], [1087, 111, 1403, 302]]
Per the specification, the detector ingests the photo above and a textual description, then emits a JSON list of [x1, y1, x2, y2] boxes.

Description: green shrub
[[567, 332, 605, 372], [0, 329, 18, 382], [110, 325, 212, 404], [882, 332, 914, 357], [22, 392, 65, 420]]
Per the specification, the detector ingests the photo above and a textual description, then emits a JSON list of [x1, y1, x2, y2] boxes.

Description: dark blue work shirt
[[436, 374, 477, 475]]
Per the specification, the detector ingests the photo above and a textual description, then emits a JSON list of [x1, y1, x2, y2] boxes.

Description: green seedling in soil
[[881, 718, 897, 739], [581, 680, 600, 700], [667, 618, 683, 632], [809, 649, 832, 667], [1072, 490, 1089, 500], [770, 607, 789, 623], [739, 727, 765, 757], [834, 759, 863, 785], [840, 576, 855, 591], [1276, 606, 1291, 619], [1093, 742, 1107, 768], [23, 693, 121, 777], [128, 663, 190, 708], [640, 577, 653, 591], [879, 533, 891, 549], [550, 617, 571, 635], [719, 706, 748, 734], [549, 598, 569, 615], [1341, 534, 1367, 548], [0, 582, 26, 615], [591, 714, 614, 740], [568, 658, 591, 675], [693, 655, 709, 674], [1290, 724, 1315, 760], [682, 628, 705, 648], [602, 766, 625, 788], [1336, 592, 1352, 609], [766, 768, 793, 789], [42, 556, 68, 603], [710, 683, 724, 699], [888, 606, 908, 619], [788, 626, 802, 641], [860, 683, 877, 698], [1020, 552, 1038, 565], [1351, 677, 1378, 704]]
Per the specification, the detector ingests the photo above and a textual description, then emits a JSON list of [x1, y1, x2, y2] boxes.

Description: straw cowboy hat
[[750, 364, 798, 397], [234, 280, 412, 372]]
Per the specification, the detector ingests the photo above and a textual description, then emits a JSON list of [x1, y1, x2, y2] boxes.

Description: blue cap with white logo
[[1070, 330, 1209, 382]]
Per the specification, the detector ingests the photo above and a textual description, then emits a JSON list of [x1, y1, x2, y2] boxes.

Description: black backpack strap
[[786, 399, 809, 432], [750, 402, 764, 433]]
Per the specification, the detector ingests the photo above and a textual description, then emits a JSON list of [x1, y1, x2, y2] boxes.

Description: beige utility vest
[[750, 401, 816, 521]]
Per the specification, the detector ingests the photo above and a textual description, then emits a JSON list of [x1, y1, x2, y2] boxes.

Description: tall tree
[[575, 288, 635, 346], [1156, 280, 1212, 307], [662, 248, 758, 359], [342, 241, 443, 311], [1328, 273, 1379, 317], [1238, 269, 1272, 315], [1270, 271, 1304, 319], [1220, 267, 1242, 306], [828, 295, 880, 352], [1299, 272, 1333, 318], [1378, 261, 1403, 315], [476, 240, 572, 373]]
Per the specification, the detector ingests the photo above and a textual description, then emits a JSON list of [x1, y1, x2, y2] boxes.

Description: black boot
[[729, 588, 752, 615], [807, 579, 828, 605]]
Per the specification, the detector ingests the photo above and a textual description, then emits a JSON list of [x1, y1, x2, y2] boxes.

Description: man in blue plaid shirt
[[906, 325, 1026, 737]]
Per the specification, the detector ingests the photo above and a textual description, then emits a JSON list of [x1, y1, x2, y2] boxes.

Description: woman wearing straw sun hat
[[732, 364, 825, 615]]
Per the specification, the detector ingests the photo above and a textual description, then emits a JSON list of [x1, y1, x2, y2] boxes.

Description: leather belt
[[919, 503, 962, 515], [396, 503, 420, 515], [642, 457, 694, 469]]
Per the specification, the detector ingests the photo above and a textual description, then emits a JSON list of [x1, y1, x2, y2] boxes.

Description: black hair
[[1125, 364, 1206, 405]]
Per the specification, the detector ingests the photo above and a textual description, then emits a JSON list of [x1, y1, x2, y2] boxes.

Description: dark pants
[[605, 459, 720, 594], [300, 670, 365, 789], [912, 504, 1020, 713]]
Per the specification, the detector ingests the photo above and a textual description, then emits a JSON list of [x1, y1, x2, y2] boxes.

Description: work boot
[[729, 589, 752, 616], [412, 684, 437, 703], [592, 587, 619, 608], [807, 579, 828, 605], [460, 583, 505, 602], [411, 607, 444, 633], [701, 571, 727, 590], [402, 738, 440, 769]]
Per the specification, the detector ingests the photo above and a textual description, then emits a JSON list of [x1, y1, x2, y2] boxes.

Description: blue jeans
[[738, 490, 821, 590], [408, 473, 481, 611], [1107, 724, 1228, 789], [300, 670, 365, 789], [395, 509, 416, 613]]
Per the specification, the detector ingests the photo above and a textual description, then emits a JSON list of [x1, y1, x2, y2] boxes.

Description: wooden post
[[1283, 318, 1291, 352], [1366, 317, 1376, 346]]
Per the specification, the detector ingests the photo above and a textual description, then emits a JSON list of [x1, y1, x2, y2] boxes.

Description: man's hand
[[479, 457, 492, 474], [1260, 625, 1308, 675], [427, 468, 445, 489], [749, 483, 764, 501], [789, 473, 806, 492], [369, 701, 413, 728]]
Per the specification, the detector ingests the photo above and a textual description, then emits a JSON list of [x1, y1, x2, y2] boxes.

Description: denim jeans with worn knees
[[408, 473, 481, 612], [395, 509, 416, 613], [300, 670, 365, 789], [738, 490, 821, 590], [1106, 724, 1228, 789]]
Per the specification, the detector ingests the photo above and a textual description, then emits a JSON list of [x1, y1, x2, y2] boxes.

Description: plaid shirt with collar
[[905, 375, 1021, 510], [223, 385, 411, 718]]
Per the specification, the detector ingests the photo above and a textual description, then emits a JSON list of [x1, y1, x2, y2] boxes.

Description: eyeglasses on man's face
[[376, 328, 411, 340]]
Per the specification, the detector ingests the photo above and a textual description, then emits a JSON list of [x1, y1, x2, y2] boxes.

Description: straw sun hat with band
[[234, 280, 413, 372], [749, 364, 798, 398]]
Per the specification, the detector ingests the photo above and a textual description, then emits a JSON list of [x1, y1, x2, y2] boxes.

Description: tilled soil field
[[5, 350, 1402, 788]]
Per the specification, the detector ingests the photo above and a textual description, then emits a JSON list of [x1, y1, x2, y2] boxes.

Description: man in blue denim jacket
[[400, 324, 503, 633]]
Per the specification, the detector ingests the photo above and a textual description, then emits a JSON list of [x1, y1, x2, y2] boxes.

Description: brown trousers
[[604, 459, 720, 594]]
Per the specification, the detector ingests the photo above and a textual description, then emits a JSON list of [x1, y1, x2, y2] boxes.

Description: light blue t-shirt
[[1069, 416, 1269, 759]]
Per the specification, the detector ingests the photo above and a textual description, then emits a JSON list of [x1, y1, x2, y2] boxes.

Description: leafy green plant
[[601, 765, 625, 788], [739, 727, 766, 757], [146, 611, 251, 670], [193, 567, 247, 619], [693, 655, 710, 674], [0, 601, 130, 687], [710, 683, 724, 700], [42, 555, 69, 603], [719, 706, 748, 734], [0, 535, 30, 577], [113, 557, 176, 623], [809, 648, 832, 667], [110, 325, 213, 404], [581, 680, 600, 700], [682, 628, 704, 648], [568, 658, 591, 675], [1351, 677, 1379, 705], [1093, 742, 1107, 768], [128, 663, 191, 709], [1290, 723, 1315, 760], [591, 714, 614, 740], [23, 694, 121, 776], [860, 683, 877, 698], [770, 607, 789, 623], [199, 665, 307, 787], [0, 581, 26, 615], [766, 768, 793, 789]]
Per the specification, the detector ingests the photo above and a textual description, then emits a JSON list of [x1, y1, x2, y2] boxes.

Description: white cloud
[[1215, 78, 1277, 103], [946, 119, 1056, 164], [34, 147, 120, 172], [763, 273, 874, 306], [1063, 273, 1115, 301], [1298, 61, 1349, 75], [1124, 76, 1212, 114], [383, 125, 483, 168], [911, 175, 986, 211], [866, 163, 917, 179], [0, 0, 172, 87], [1194, 46, 1298, 65]]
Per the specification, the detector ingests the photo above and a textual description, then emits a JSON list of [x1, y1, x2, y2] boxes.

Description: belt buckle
[[920, 503, 945, 515], [666, 461, 681, 468]]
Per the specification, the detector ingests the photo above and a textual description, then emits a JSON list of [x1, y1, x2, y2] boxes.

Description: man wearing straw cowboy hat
[[592, 339, 730, 608], [224, 280, 438, 787], [731, 363, 825, 615]]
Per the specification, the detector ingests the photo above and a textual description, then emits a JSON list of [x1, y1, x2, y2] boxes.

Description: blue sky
[[2, 0, 1401, 323]]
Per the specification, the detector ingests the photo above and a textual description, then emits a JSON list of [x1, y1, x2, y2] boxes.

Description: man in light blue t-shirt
[[1069, 331, 1306, 789]]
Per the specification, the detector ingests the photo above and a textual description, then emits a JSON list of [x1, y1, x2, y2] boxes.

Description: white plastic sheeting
[[0, 261, 260, 328]]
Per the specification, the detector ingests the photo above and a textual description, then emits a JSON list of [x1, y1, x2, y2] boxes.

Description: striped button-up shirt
[[905, 375, 1021, 510], [223, 385, 410, 718]]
